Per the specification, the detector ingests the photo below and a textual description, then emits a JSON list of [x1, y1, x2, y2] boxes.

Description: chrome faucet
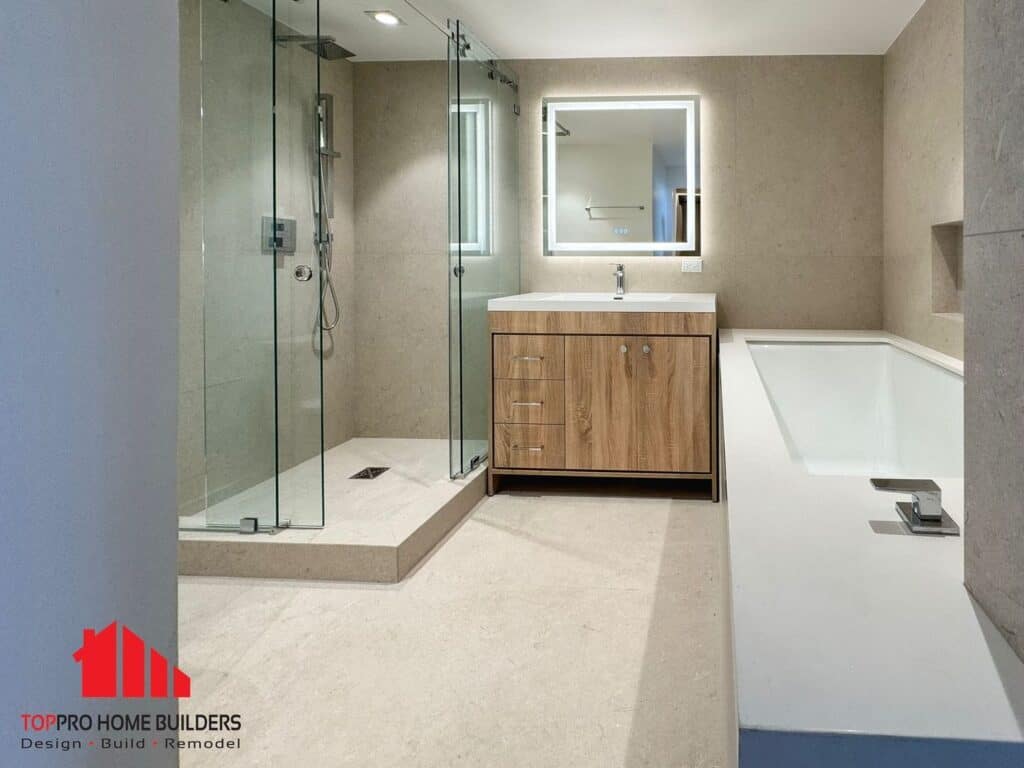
[[870, 478, 959, 535], [611, 263, 625, 298]]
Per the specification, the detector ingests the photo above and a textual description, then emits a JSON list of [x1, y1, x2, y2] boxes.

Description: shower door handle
[[294, 265, 313, 282]]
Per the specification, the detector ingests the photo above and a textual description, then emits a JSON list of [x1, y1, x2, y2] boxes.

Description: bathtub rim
[[735, 328, 963, 377]]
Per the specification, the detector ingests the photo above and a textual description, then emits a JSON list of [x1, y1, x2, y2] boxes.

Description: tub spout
[[870, 478, 959, 536]]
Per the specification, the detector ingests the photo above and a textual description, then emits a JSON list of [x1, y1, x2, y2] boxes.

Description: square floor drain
[[349, 466, 389, 479]]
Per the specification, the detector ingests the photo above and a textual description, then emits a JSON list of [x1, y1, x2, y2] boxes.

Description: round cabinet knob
[[642, 344, 651, 354], [620, 345, 628, 354]]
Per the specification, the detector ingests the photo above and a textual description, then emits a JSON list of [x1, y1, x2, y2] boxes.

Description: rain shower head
[[301, 39, 356, 60], [275, 34, 356, 60]]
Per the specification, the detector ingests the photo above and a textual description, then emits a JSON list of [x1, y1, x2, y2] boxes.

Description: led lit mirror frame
[[544, 96, 700, 254]]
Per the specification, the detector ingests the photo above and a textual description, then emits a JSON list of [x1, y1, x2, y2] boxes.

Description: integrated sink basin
[[487, 292, 716, 313]]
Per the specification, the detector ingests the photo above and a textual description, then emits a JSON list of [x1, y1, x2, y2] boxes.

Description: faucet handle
[[609, 262, 624, 270], [870, 478, 941, 520], [870, 478, 940, 495], [870, 477, 959, 535]]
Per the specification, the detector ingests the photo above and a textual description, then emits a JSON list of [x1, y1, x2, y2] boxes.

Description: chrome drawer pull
[[513, 355, 544, 361], [511, 445, 544, 452], [511, 401, 544, 407]]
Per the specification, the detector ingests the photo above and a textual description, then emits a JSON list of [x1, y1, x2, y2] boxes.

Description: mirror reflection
[[544, 98, 700, 255], [451, 98, 491, 254]]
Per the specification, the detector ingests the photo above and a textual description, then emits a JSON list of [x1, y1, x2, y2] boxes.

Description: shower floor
[[178, 438, 486, 582]]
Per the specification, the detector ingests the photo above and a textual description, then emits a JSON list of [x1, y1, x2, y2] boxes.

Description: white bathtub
[[748, 341, 963, 477], [719, 330, 1024, 768]]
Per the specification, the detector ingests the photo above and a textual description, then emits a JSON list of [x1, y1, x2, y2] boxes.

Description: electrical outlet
[[681, 257, 703, 273]]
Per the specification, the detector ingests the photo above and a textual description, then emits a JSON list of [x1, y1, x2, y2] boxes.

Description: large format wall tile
[[965, 0, 1024, 235], [512, 55, 884, 330], [882, 0, 965, 359], [353, 63, 449, 439], [354, 62, 448, 258], [964, 0, 1024, 663], [964, 230, 1024, 655], [353, 252, 448, 438], [321, 58, 358, 451]]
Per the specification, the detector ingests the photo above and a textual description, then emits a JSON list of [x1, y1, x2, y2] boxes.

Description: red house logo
[[72, 621, 190, 698]]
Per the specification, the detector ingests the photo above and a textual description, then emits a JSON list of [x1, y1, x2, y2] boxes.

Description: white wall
[[0, 2, 180, 765], [651, 158, 683, 242], [556, 142, 654, 243]]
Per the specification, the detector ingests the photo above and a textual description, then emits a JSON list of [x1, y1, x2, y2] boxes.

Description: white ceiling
[[247, 0, 448, 60], [413, 0, 926, 58], [258, 0, 926, 61]]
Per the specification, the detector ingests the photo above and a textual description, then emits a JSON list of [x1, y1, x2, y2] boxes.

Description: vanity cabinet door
[[565, 335, 638, 470], [636, 336, 711, 472]]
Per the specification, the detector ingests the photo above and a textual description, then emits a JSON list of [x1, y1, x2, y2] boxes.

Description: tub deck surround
[[487, 293, 719, 499], [719, 330, 1024, 766]]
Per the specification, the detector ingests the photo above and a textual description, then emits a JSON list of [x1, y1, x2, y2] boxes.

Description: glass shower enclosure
[[178, 0, 519, 531], [178, 0, 324, 530], [448, 21, 521, 477]]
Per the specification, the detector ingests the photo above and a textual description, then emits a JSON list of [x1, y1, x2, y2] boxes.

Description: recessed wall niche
[[931, 221, 964, 316]]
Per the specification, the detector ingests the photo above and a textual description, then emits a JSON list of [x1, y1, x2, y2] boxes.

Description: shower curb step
[[178, 469, 485, 583]]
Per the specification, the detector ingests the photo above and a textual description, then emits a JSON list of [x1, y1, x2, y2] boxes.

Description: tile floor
[[178, 487, 735, 767]]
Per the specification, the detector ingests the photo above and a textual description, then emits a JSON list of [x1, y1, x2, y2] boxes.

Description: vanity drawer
[[494, 424, 565, 469], [494, 379, 565, 424], [493, 335, 564, 380]]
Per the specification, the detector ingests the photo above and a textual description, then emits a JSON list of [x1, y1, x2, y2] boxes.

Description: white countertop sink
[[487, 292, 716, 313]]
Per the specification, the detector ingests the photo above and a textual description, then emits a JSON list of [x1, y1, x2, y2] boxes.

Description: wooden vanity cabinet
[[488, 310, 718, 500], [566, 335, 710, 473]]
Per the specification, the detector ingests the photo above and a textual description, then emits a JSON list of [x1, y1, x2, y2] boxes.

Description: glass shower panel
[[448, 22, 521, 477], [447, 30, 462, 478], [197, 0, 277, 529], [272, 4, 325, 528]]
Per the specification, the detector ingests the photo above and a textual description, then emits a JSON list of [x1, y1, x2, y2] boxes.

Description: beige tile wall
[[963, 0, 1024, 663], [320, 61, 358, 450], [512, 56, 885, 330], [352, 62, 450, 439], [882, 0, 965, 359]]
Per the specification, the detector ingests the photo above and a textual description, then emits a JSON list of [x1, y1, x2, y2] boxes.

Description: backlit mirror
[[543, 97, 700, 255]]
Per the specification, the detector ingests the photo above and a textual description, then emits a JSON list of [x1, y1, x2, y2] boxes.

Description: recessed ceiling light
[[365, 10, 404, 26]]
